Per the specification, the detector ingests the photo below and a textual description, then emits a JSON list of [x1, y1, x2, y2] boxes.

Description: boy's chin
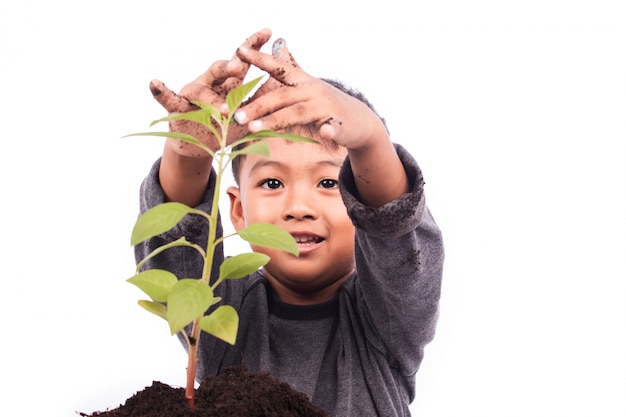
[[262, 264, 352, 303]]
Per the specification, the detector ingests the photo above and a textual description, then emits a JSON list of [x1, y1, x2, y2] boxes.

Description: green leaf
[[148, 109, 211, 127], [238, 223, 299, 256], [127, 269, 178, 302], [229, 140, 270, 159], [167, 279, 213, 335], [199, 305, 239, 345], [189, 101, 223, 124], [124, 131, 197, 143], [137, 300, 168, 321], [226, 76, 263, 114], [219, 252, 270, 280], [131, 202, 193, 246], [123, 131, 214, 156]]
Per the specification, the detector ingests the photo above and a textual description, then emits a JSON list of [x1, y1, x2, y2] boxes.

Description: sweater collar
[[266, 283, 339, 320]]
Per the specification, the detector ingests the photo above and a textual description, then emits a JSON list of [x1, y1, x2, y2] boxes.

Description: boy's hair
[[231, 78, 387, 185]]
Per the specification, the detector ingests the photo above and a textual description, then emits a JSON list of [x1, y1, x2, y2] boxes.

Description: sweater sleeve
[[134, 158, 224, 283], [339, 144, 445, 376]]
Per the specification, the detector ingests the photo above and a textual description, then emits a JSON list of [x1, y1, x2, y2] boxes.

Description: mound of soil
[[80, 366, 328, 417]]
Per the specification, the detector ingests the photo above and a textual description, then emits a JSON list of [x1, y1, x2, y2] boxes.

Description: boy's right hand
[[150, 28, 273, 157], [155, 28, 299, 206]]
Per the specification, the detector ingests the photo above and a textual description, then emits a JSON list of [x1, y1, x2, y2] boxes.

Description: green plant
[[125, 76, 315, 408]]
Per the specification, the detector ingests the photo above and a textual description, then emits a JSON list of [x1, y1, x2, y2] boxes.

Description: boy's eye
[[261, 179, 283, 189], [319, 179, 338, 189]]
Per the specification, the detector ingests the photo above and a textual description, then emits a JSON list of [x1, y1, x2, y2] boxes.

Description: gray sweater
[[136, 144, 444, 417]]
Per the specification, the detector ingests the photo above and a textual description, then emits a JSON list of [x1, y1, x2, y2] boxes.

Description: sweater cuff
[[339, 144, 426, 239]]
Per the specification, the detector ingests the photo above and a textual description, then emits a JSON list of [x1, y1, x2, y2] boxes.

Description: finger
[[221, 28, 273, 91], [193, 60, 241, 93], [319, 120, 339, 140], [243, 38, 300, 101], [232, 28, 272, 61], [193, 30, 273, 93], [245, 98, 320, 133], [236, 46, 300, 85], [249, 105, 340, 143], [179, 59, 246, 113], [179, 82, 224, 109], [149, 79, 194, 113], [271, 38, 300, 69]]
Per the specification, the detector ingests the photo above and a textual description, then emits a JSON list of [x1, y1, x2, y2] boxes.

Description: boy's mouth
[[291, 233, 324, 253], [293, 234, 324, 244]]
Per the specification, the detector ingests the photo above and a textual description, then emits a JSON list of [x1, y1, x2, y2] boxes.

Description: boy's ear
[[227, 186, 246, 232]]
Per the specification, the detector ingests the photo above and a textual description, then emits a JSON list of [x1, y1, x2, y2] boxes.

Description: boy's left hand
[[234, 40, 389, 152]]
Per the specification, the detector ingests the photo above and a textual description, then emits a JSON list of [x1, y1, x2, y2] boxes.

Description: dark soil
[[80, 366, 328, 417]]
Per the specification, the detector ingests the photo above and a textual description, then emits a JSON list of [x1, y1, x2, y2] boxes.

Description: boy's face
[[227, 139, 355, 304]]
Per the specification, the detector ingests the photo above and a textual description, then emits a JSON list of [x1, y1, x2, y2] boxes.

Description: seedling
[[125, 76, 315, 408]]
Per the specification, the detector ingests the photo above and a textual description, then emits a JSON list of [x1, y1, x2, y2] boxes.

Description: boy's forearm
[[159, 139, 213, 207], [348, 133, 410, 208]]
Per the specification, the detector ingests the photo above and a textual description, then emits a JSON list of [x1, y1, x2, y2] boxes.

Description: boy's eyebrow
[[247, 159, 343, 176], [248, 160, 284, 173]]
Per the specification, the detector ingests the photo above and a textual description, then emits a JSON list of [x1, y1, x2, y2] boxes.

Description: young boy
[[137, 28, 444, 416]]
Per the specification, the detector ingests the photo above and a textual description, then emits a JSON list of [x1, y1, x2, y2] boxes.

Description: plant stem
[[185, 335, 199, 408], [184, 121, 229, 408]]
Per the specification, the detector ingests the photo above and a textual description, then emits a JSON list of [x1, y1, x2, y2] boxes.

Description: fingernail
[[249, 120, 263, 132], [272, 38, 286, 57], [320, 123, 337, 140], [238, 46, 250, 54], [233, 111, 247, 125], [149, 83, 162, 96], [150, 85, 161, 97]]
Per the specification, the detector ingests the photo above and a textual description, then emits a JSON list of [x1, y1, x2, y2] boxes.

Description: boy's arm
[[340, 144, 444, 375], [337, 110, 409, 208]]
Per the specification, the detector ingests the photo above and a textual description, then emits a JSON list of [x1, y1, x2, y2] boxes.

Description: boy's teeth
[[295, 235, 317, 243]]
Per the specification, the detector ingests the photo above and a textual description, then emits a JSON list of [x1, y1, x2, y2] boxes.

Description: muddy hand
[[149, 29, 273, 154], [233, 41, 347, 139]]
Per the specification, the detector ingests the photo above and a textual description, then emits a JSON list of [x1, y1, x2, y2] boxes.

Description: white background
[[1, 1, 624, 416]]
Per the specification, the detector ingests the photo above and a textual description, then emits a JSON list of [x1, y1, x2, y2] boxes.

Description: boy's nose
[[281, 188, 319, 221]]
